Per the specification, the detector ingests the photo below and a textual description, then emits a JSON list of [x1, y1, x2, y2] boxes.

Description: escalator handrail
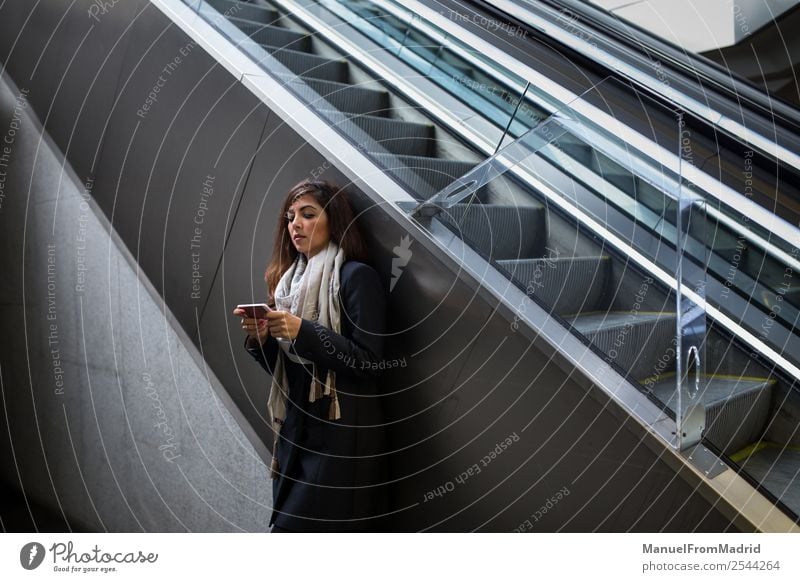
[[537, 0, 800, 132], [342, 0, 800, 274], [473, 0, 800, 175]]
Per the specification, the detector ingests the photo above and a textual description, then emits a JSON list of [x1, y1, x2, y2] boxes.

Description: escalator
[[191, 0, 800, 524], [483, 0, 800, 226], [701, 4, 800, 108]]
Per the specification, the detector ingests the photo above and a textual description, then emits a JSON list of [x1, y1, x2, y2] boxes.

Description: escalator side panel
[[90, 4, 270, 340], [0, 0, 151, 182]]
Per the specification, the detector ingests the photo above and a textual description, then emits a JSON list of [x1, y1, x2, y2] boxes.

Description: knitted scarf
[[267, 240, 345, 479]]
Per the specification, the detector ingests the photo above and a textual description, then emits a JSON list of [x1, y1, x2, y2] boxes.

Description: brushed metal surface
[[91, 4, 269, 336]]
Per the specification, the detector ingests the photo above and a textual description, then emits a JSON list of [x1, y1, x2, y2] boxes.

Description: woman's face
[[286, 194, 331, 258]]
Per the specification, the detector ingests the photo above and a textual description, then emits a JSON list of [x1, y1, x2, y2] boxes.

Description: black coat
[[245, 260, 389, 532]]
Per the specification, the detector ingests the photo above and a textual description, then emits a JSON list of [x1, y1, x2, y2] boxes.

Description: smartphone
[[236, 303, 272, 319]]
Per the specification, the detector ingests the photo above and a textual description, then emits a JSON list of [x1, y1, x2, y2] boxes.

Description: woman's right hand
[[233, 308, 270, 345]]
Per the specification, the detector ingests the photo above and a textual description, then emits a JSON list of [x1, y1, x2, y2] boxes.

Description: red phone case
[[236, 303, 271, 319]]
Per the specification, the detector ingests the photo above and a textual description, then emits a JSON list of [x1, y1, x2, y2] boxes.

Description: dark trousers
[[271, 524, 294, 533]]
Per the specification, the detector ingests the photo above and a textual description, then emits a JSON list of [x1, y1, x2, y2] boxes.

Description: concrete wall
[[0, 69, 272, 532]]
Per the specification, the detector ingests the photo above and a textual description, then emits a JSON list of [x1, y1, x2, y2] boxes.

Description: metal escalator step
[[368, 153, 480, 200], [439, 204, 547, 261], [317, 109, 435, 156], [404, 29, 439, 58], [647, 375, 775, 455], [707, 240, 745, 270], [425, 49, 475, 79], [590, 150, 627, 174], [345, 0, 381, 11], [276, 74, 391, 116], [735, 446, 800, 517], [366, 8, 406, 31], [373, 21, 408, 45], [497, 256, 611, 315], [205, 0, 279, 23], [567, 311, 677, 381], [227, 17, 312, 52], [555, 137, 675, 218], [405, 44, 440, 65], [689, 226, 783, 294], [260, 44, 348, 83], [692, 230, 792, 303], [445, 62, 475, 79]]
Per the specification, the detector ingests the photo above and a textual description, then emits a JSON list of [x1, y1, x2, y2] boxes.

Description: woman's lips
[[293, 235, 305, 242]]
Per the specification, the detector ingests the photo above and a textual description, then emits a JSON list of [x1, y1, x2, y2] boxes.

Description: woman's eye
[[303, 213, 315, 219]]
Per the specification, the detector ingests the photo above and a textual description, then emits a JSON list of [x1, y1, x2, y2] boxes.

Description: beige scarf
[[267, 240, 345, 478]]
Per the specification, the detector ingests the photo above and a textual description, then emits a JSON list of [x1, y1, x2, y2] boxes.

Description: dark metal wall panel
[[193, 111, 479, 449], [197, 114, 309, 445], [196, 111, 518, 526], [383, 300, 739, 531], [0, 1, 149, 181], [91, 5, 269, 336], [40, 0, 150, 182], [0, 2, 70, 120], [0, 1, 26, 65]]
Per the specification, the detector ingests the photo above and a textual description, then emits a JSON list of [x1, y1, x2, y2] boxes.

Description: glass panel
[[410, 68, 796, 511], [180, 0, 202, 11], [325, 0, 555, 144], [676, 115, 800, 515], [676, 128, 707, 449], [415, 108, 570, 213], [412, 77, 689, 433]]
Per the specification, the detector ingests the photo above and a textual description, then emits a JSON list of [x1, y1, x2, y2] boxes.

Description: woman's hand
[[265, 310, 302, 341], [233, 307, 269, 345]]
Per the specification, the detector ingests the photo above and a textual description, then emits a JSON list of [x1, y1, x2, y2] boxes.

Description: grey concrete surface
[[0, 69, 273, 532]]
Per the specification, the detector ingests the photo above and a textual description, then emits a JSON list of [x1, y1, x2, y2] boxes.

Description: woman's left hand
[[265, 310, 303, 341]]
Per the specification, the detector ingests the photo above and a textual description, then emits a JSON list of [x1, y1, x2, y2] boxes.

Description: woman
[[234, 179, 388, 532]]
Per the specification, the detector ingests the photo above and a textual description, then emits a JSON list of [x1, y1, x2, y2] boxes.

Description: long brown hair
[[264, 179, 368, 305]]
